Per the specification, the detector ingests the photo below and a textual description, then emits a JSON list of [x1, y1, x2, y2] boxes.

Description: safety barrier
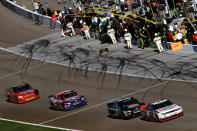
[[1, 0, 61, 29]]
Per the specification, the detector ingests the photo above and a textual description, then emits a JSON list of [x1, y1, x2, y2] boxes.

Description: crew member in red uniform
[[193, 31, 197, 44]]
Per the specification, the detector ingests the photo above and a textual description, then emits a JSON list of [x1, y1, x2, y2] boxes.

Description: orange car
[[6, 83, 40, 104]]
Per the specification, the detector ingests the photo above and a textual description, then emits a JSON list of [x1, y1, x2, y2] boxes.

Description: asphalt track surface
[[0, 2, 197, 131]]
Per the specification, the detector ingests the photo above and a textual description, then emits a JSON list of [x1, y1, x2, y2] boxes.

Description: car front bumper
[[18, 94, 40, 104], [160, 112, 184, 122]]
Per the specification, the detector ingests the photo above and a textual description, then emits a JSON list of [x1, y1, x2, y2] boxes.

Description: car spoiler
[[48, 95, 55, 98]]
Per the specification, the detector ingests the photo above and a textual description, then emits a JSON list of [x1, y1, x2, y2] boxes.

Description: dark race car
[[49, 89, 87, 111], [107, 97, 146, 119], [6, 83, 40, 104]]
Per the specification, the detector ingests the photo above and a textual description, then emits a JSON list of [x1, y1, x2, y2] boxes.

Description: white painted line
[[0, 47, 47, 79], [39, 81, 168, 125], [0, 63, 44, 79], [0, 118, 82, 131]]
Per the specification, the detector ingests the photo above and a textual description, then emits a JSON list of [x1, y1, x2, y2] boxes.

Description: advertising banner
[[171, 41, 183, 51]]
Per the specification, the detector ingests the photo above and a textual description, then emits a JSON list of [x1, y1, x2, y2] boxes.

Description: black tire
[[110, 113, 116, 119], [49, 102, 55, 109], [7, 95, 11, 102], [155, 114, 160, 121], [119, 111, 127, 119], [15, 96, 19, 104]]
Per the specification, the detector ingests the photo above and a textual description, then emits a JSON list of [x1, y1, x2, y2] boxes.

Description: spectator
[[34, 0, 39, 13]]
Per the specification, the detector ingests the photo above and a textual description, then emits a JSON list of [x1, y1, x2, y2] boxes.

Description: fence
[[1, 0, 61, 29]]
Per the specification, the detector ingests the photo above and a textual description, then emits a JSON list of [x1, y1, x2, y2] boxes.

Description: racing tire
[[155, 114, 160, 122], [15, 96, 19, 104], [120, 112, 127, 120], [7, 95, 11, 102], [144, 114, 149, 121], [110, 113, 117, 119]]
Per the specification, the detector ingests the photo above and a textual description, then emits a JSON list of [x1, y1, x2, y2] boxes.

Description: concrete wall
[[1, 0, 61, 29]]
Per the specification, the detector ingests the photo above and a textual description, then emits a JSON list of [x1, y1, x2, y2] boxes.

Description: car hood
[[156, 104, 181, 114], [16, 89, 35, 96]]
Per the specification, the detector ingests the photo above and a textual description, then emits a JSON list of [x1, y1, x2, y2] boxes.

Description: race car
[[107, 97, 146, 119], [6, 83, 40, 104], [49, 89, 87, 111], [141, 99, 184, 122]]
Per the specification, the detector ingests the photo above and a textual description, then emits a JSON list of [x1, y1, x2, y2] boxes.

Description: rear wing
[[48, 95, 55, 99]]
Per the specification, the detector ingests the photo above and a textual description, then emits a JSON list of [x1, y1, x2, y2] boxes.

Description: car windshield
[[152, 100, 173, 110], [59, 91, 77, 100], [13, 84, 31, 93]]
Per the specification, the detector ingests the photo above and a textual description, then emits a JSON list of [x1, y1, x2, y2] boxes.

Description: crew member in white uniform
[[82, 22, 90, 40], [67, 22, 75, 36], [107, 27, 117, 44], [124, 29, 132, 48], [154, 33, 164, 53]]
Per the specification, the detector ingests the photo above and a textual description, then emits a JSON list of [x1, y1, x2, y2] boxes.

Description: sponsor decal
[[19, 90, 33, 94], [171, 41, 183, 51], [25, 96, 35, 101], [157, 105, 176, 112], [127, 104, 139, 108]]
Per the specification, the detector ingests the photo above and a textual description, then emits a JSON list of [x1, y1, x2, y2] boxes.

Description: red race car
[[6, 83, 40, 104]]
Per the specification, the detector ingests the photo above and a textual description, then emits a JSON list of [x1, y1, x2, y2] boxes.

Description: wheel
[[49, 102, 54, 109], [154, 114, 160, 122], [120, 111, 127, 119], [7, 95, 11, 102], [15, 96, 19, 104]]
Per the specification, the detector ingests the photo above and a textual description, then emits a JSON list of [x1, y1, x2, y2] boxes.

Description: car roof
[[150, 99, 168, 105], [55, 89, 74, 96], [116, 97, 136, 103], [12, 83, 30, 89]]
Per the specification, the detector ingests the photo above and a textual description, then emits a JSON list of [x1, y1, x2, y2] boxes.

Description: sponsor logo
[[127, 104, 139, 108], [25, 96, 35, 101], [19, 90, 33, 94], [171, 42, 183, 51], [157, 105, 177, 112]]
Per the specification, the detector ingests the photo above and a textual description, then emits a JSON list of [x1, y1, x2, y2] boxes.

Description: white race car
[[141, 99, 184, 122]]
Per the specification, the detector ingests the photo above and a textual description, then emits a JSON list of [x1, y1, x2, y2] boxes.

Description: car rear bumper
[[64, 101, 87, 111], [160, 112, 184, 122]]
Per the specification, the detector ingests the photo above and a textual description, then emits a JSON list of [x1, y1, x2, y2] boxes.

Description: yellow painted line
[[183, 20, 197, 24], [81, 11, 140, 23], [88, 7, 157, 25]]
